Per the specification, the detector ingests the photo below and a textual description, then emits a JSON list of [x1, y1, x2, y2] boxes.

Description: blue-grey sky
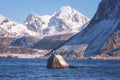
[[0, 0, 101, 23]]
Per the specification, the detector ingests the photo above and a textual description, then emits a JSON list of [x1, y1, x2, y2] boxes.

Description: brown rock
[[47, 54, 69, 69]]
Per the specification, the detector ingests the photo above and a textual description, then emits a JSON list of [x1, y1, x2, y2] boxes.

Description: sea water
[[0, 58, 120, 80]]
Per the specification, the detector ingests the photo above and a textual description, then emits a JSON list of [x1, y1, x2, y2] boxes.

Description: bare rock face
[[47, 54, 69, 69], [99, 30, 120, 57]]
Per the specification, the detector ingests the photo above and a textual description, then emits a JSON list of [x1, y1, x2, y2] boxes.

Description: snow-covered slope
[[24, 6, 89, 35], [9, 6, 89, 54], [24, 13, 51, 35], [45, 6, 89, 34], [49, 0, 120, 59], [0, 15, 37, 37]]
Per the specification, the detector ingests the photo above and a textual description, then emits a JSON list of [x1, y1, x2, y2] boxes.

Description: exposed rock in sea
[[47, 54, 69, 69]]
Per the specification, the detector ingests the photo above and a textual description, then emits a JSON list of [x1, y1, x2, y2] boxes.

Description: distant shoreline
[[0, 53, 120, 60], [0, 53, 45, 59]]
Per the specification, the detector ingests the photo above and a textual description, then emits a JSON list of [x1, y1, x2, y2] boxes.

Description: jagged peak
[[24, 6, 89, 35], [53, 6, 89, 21], [55, 6, 80, 16], [25, 13, 51, 22], [27, 13, 40, 19], [24, 13, 42, 25], [59, 6, 73, 11]]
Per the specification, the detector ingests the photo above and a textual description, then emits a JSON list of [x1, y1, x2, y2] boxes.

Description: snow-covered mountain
[[8, 6, 89, 55], [24, 6, 89, 35], [48, 0, 120, 59], [45, 6, 89, 34], [0, 15, 37, 37], [24, 13, 51, 35], [0, 6, 89, 58]]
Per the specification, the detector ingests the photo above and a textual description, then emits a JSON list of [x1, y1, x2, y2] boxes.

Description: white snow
[[49, 1, 120, 59], [46, 6, 89, 35], [24, 13, 51, 34], [0, 15, 37, 37], [24, 6, 89, 35], [54, 20, 120, 57]]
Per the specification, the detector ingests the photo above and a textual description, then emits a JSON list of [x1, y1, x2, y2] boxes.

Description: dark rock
[[11, 37, 27, 47], [47, 54, 69, 69]]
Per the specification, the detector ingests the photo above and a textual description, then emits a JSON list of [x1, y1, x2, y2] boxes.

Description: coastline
[[0, 53, 120, 60], [0, 53, 45, 58]]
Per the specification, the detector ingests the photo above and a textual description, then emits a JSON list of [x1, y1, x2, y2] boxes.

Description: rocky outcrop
[[47, 54, 69, 69], [99, 29, 120, 57], [24, 13, 51, 33]]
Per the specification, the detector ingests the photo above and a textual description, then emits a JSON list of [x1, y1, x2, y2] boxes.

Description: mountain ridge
[[0, 6, 89, 37], [0, 6, 89, 58], [48, 0, 120, 59], [0, 15, 37, 37], [24, 6, 89, 35]]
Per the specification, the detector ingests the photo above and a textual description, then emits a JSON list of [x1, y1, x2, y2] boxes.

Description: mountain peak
[[59, 6, 73, 11], [46, 6, 89, 34], [0, 15, 37, 37], [49, 0, 120, 59], [53, 6, 89, 22], [54, 6, 83, 18], [24, 13, 51, 33], [26, 13, 40, 21], [24, 6, 89, 35]]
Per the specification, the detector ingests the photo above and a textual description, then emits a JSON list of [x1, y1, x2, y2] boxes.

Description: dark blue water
[[0, 58, 120, 80]]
